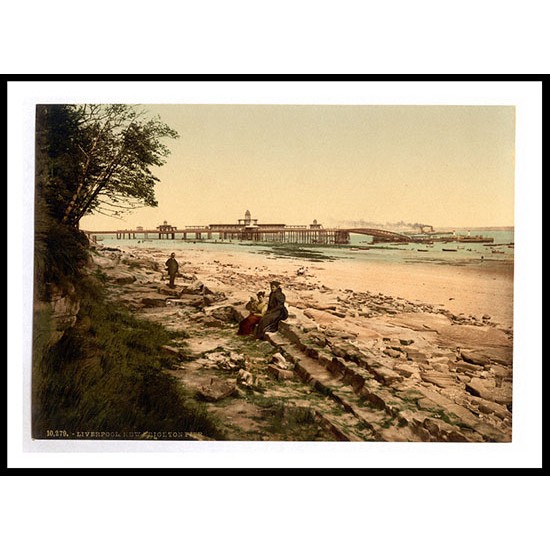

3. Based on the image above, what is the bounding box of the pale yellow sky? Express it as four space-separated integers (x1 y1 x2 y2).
81 104 515 231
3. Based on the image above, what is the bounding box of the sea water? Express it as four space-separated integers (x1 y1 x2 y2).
343 229 515 265
93 229 514 267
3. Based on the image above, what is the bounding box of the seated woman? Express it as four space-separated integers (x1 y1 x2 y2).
237 291 267 336
256 281 288 339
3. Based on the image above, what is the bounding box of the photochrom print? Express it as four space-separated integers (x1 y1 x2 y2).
32 102 515 444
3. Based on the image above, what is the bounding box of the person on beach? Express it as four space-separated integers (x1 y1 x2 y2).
165 252 179 288
237 291 268 336
255 281 288 339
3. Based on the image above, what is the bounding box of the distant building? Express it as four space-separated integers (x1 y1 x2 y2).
238 209 258 227
310 219 322 229
153 211 325 236
209 210 287 232
157 220 177 232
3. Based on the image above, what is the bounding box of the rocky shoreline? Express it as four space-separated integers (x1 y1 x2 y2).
88 243 513 442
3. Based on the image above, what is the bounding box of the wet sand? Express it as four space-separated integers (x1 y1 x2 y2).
121 243 514 330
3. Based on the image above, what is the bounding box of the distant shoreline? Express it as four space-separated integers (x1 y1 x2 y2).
434 226 514 232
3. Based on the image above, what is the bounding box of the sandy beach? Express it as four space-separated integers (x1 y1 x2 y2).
120 243 514 329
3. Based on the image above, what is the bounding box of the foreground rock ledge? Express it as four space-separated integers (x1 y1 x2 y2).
86 244 513 442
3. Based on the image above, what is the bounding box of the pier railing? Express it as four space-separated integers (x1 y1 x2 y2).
83 226 419 244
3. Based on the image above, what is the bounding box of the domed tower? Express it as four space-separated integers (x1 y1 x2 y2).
238 209 258 227
310 218 322 229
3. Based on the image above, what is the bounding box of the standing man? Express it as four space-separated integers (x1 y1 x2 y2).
165 252 179 288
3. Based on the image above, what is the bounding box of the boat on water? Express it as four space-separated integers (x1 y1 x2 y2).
456 235 494 243
485 242 514 247
442 248 458 252
405 231 454 238
417 249 429 252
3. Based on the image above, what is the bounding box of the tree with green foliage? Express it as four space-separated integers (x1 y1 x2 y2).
33 105 223 440
36 103 179 227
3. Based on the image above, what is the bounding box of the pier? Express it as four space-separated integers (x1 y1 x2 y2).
83 211 423 246
84 226 416 245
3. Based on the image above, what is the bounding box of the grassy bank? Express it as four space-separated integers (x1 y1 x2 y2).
33 244 224 441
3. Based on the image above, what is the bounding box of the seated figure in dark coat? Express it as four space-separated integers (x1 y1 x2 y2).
256 281 288 339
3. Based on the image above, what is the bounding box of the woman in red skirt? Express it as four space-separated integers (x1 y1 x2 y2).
237 291 267 336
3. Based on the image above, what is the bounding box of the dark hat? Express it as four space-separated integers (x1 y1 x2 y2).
270 280 281 287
